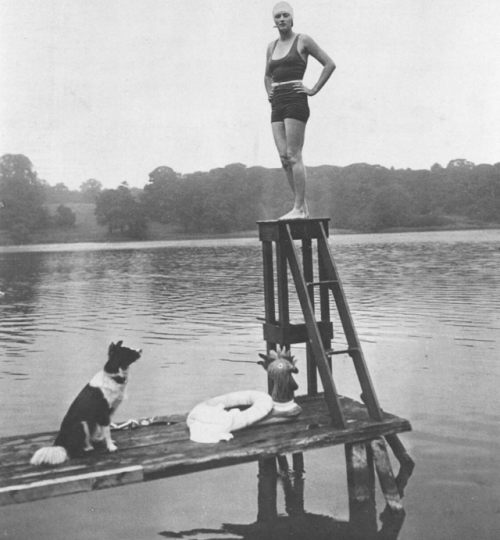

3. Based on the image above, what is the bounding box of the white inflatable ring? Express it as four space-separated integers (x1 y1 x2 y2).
187 390 273 443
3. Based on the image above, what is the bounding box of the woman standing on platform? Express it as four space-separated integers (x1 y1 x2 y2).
265 2 335 219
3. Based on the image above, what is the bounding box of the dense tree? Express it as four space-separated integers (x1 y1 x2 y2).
141 163 264 233
365 184 413 229
141 166 180 224
0 154 49 241
80 178 103 202
53 204 77 227
95 182 148 238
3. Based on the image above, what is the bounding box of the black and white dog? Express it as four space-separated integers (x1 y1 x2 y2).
31 341 141 466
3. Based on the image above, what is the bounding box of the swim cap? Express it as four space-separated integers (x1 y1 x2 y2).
272 2 294 20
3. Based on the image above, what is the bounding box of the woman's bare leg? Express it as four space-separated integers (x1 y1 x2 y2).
272 119 309 219
284 118 308 218
272 121 295 195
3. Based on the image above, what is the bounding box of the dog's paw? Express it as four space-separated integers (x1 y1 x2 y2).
107 443 118 453
83 445 94 453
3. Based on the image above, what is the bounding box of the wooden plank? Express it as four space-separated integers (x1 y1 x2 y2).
0 395 410 506
283 225 346 428
257 219 331 242
262 321 333 345
0 466 143 506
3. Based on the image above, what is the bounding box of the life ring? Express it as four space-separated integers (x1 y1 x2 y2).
187 390 273 443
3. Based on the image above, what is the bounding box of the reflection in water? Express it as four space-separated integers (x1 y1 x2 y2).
159 454 406 540
0 252 45 362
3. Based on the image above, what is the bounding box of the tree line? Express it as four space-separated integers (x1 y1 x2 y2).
1 153 499 243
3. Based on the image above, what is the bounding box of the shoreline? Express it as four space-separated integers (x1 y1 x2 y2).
1 222 499 250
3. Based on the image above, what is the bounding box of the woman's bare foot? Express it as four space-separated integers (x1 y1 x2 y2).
278 207 310 220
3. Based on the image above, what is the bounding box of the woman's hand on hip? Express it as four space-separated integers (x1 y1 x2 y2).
292 82 316 96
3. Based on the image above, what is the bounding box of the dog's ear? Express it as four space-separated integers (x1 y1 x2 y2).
116 340 123 348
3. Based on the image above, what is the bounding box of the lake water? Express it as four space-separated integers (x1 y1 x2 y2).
1 229 499 539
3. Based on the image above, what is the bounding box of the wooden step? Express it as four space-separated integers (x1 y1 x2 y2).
257 218 331 242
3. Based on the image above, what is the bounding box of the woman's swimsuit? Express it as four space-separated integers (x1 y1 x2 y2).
268 34 310 124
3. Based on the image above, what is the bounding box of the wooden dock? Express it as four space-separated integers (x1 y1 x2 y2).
0 394 410 506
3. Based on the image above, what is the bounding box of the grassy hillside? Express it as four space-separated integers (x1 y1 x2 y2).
0 204 257 246
32 204 107 244
0 204 107 246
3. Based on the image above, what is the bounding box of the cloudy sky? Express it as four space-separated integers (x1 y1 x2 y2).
1 0 499 189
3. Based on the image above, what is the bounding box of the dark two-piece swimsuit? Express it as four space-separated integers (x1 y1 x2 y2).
268 34 310 124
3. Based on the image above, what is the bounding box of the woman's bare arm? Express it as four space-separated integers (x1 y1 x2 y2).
293 35 336 96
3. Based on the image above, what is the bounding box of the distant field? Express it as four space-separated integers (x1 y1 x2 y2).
0 204 107 246
0 204 256 246
33 203 107 244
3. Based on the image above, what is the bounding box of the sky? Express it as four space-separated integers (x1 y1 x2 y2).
1 0 499 190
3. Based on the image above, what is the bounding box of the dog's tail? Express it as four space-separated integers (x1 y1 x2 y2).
30 446 68 466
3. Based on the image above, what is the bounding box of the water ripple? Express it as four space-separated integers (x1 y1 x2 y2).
0 230 499 425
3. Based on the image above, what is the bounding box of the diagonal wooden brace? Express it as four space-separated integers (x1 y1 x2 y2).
370 437 404 513
317 223 384 422
283 224 346 428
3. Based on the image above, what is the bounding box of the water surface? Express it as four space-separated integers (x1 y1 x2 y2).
1 229 499 539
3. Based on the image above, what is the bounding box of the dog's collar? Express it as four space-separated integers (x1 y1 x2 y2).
111 375 127 384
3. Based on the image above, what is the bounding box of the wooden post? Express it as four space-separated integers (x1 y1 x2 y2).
302 238 318 395
370 438 403 513
262 240 277 393
257 457 278 522
276 241 290 351
262 241 276 327
385 434 415 498
292 452 304 475
345 442 377 538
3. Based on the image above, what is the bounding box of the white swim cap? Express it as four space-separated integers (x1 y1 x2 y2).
272 2 294 20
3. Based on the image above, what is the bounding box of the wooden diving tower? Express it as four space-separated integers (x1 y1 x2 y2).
257 218 414 513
